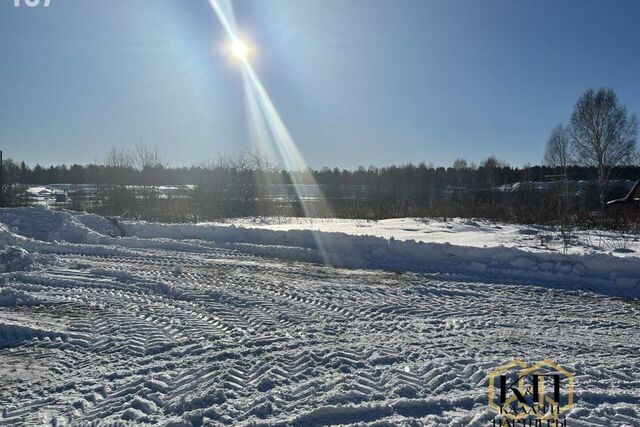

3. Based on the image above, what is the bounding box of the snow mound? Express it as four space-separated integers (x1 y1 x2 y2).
0 287 42 307
0 206 116 243
0 246 34 272
1 207 639 298
0 322 65 348
122 221 640 298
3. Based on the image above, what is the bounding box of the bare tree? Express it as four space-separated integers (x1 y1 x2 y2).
101 147 136 215
134 145 165 202
103 147 134 186
544 124 572 173
544 125 574 249
480 155 504 188
247 150 277 172
480 156 503 169
134 145 163 172
569 88 638 206
452 158 468 187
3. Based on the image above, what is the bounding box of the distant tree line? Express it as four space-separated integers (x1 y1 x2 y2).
1 88 638 230
2 151 639 223
2 154 639 189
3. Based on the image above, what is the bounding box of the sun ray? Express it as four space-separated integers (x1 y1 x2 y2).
207 0 340 264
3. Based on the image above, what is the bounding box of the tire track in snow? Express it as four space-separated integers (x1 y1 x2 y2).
0 246 638 425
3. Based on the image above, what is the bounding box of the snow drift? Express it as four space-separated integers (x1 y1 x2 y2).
0 246 34 273
1 206 639 298
121 221 640 298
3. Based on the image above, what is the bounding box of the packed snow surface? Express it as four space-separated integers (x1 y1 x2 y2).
0 207 638 426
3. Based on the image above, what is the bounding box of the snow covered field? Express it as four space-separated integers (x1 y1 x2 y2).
0 207 638 425
215 216 640 258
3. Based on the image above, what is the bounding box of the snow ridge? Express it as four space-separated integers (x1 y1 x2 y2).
1 207 638 297
121 221 640 298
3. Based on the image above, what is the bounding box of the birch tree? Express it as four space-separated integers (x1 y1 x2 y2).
569 88 638 206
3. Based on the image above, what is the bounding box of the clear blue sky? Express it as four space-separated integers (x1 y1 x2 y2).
1 0 639 169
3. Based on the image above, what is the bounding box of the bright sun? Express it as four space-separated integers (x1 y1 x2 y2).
230 39 249 61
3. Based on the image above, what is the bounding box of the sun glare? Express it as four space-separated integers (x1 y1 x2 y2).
230 39 249 61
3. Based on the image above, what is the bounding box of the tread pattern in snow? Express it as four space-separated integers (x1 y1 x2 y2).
0 246 638 426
